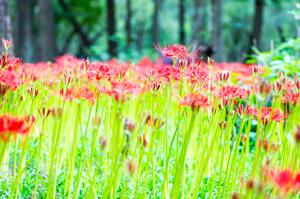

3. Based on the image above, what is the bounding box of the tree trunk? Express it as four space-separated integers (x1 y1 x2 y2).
191 0 206 45
179 0 185 44
249 0 264 51
0 0 13 55
106 0 117 57
15 0 34 61
152 0 160 44
38 0 56 61
125 0 132 48
211 0 224 61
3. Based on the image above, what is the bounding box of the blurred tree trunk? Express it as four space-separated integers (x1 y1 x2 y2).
152 0 160 44
249 0 264 51
179 0 185 44
15 0 34 61
0 0 13 55
38 0 56 61
125 0 132 48
191 0 206 45
211 0 224 61
136 20 144 52
106 0 117 57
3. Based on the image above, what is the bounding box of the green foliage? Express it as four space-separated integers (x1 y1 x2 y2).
249 38 300 81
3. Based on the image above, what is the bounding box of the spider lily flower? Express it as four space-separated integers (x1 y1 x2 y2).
265 169 300 193
124 118 135 133
60 87 95 104
38 107 51 119
252 65 259 75
0 115 35 142
217 85 250 105
2 39 12 51
216 71 230 82
101 81 142 102
185 65 209 85
145 114 164 129
156 44 189 61
259 107 284 125
295 126 300 144
181 93 209 111
281 91 299 104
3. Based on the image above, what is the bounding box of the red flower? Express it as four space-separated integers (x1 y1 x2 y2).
270 109 284 123
185 65 209 84
156 44 189 60
0 115 35 142
101 81 142 102
281 92 299 104
181 93 209 111
274 170 294 191
246 106 258 117
218 85 250 105
60 88 76 101
76 87 96 104
295 126 300 144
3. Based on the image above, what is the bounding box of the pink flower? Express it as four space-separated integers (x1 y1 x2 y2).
2 39 11 50
181 93 209 111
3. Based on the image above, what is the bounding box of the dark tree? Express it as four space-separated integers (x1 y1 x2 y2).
152 0 160 44
38 0 56 61
191 0 206 45
179 0 185 44
211 0 224 61
15 0 34 61
125 0 132 47
249 0 264 51
0 0 13 54
106 0 117 57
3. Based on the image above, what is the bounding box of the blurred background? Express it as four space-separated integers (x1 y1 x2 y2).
0 0 299 62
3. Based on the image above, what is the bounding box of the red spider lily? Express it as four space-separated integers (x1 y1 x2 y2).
100 136 107 149
101 81 142 102
219 121 227 129
28 87 39 98
84 60 130 81
60 88 76 101
214 63 254 80
124 118 135 132
263 168 300 193
218 85 250 105
275 81 283 92
76 87 96 104
181 93 209 111
216 71 229 82
295 126 300 144
259 82 272 96
38 107 51 119
273 170 296 192
270 109 284 123
258 139 279 152
51 107 63 118
147 80 161 93
295 79 300 90
281 92 299 104
252 65 259 75
0 70 23 92
145 114 164 129
185 65 209 84
246 106 258 117
59 87 95 104
2 39 12 50
0 115 35 142
126 160 137 175
156 44 189 60
139 134 148 147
